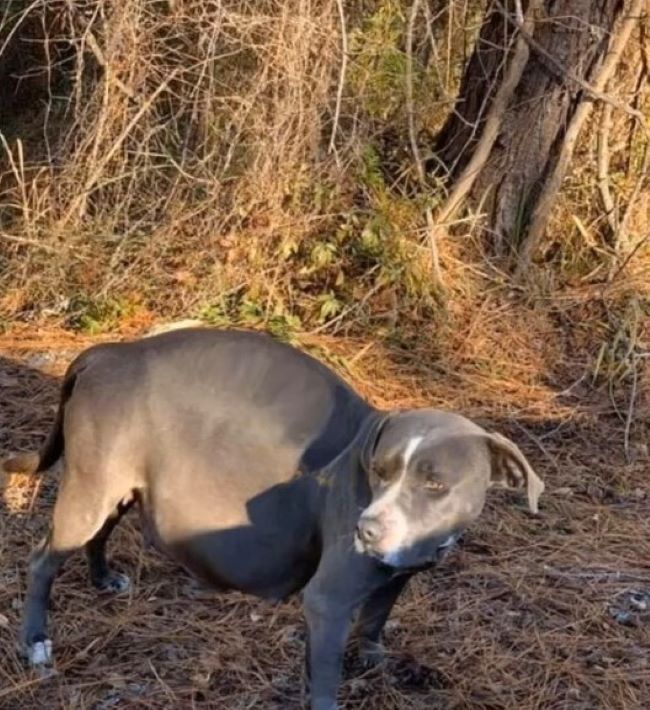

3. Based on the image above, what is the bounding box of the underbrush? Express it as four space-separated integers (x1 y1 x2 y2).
0 0 648 425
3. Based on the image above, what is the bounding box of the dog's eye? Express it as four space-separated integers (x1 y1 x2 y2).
371 455 400 482
417 460 434 475
424 477 447 494
372 463 389 481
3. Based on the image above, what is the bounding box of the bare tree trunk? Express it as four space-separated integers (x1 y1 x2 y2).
432 0 629 259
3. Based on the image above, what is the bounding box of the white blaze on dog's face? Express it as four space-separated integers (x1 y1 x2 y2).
355 410 544 569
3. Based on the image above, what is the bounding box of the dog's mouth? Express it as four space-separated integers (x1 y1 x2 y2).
354 533 458 569
353 533 394 565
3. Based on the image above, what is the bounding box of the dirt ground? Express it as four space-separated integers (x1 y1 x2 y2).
1 326 649 709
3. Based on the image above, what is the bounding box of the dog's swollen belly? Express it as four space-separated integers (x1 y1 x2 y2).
168 529 322 600
140 472 323 600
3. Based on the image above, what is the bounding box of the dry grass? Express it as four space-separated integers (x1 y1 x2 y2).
1 326 649 709
0 2 648 373
1 1 643 322
0 0 348 317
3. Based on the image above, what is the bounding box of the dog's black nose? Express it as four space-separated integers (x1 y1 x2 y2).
357 517 383 545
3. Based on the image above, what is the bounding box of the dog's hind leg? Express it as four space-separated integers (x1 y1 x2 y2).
86 496 134 594
21 465 128 667
355 574 410 667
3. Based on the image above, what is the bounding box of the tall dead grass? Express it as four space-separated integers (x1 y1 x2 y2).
0 0 352 313
0 0 648 422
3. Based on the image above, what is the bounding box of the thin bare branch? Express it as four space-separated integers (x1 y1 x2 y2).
84 29 135 99
328 0 348 162
407 0 444 288
623 355 639 464
597 101 619 238
58 69 180 227
0 0 41 61
618 139 650 247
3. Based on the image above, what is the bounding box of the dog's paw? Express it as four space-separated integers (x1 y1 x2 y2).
96 572 131 594
358 640 386 668
27 639 53 667
387 654 447 690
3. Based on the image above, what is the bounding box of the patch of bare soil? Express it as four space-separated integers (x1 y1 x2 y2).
1 327 649 709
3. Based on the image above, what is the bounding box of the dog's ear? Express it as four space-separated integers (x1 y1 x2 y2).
485 432 544 514
359 413 392 474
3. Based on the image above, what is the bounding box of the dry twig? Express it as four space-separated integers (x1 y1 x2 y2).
406 0 444 288
597 101 619 239
328 0 348 163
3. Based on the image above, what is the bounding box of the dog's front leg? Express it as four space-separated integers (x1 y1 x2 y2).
301 542 389 710
303 592 352 710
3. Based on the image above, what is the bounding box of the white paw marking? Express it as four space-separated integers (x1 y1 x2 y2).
112 573 131 593
438 535 456 548
104 573 131 594
28 639 53 666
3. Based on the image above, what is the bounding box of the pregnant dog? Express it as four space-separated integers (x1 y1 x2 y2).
6 328 544 709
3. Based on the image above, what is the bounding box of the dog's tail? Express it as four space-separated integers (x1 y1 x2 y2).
1 359 84 476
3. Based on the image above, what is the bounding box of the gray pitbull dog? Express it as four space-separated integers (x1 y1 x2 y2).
8 328 544 710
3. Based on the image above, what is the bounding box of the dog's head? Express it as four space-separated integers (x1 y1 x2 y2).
356 410 544 569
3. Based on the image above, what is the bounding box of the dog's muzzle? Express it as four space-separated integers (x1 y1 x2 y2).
354 531 459 569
